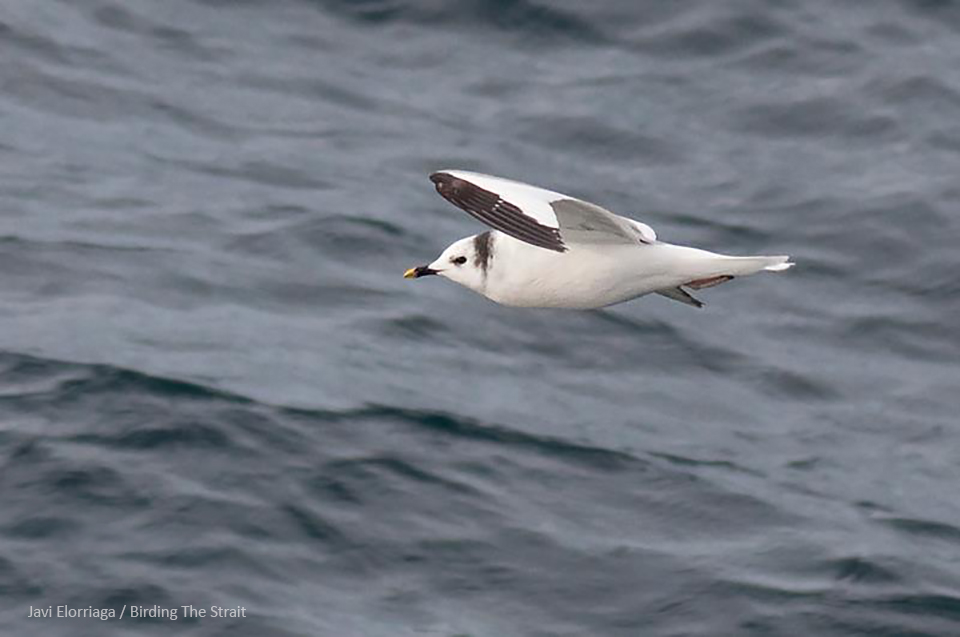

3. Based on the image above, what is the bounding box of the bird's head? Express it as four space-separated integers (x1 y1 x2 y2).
404 234 491 293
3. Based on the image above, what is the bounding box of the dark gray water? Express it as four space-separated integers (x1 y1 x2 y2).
2 1 959 635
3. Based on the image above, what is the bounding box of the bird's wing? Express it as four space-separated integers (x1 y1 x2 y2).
429 170 657 253
656 287 704 308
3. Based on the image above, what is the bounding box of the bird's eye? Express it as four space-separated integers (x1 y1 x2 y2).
452 256 467 265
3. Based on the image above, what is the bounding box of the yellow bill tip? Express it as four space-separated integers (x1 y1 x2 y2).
403 267 418 279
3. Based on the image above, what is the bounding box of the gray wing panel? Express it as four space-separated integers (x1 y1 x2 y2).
550 199 653 246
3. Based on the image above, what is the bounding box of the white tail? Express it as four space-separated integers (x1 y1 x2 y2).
718 255 794 276
657 251 794 308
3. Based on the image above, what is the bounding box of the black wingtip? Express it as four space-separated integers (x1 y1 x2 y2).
429 171 453 186
429 172 463 200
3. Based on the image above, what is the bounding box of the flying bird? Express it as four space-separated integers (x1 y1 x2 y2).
405 171 793 309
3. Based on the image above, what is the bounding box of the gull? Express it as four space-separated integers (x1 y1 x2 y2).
404 171 793 309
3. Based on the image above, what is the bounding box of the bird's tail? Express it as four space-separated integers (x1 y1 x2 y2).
655 253 793 307
719 254 794 275
683 254 793 290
